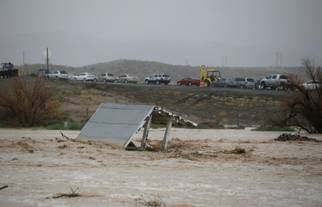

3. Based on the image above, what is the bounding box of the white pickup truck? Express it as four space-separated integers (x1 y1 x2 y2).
46 70 69 79
259 74 291 90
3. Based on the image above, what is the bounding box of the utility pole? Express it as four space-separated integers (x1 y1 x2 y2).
46 47 49 71
275 52 279 68
280 52 283 68
22 51 25 75
275 51 283 68
22 51 25 65
221 56 228 67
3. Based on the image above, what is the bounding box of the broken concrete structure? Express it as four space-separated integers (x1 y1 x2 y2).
78 103 197 150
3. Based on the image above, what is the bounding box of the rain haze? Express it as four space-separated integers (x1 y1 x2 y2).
1 0 322 67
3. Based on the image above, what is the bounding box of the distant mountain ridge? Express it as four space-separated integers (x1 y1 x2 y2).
18 59 306 82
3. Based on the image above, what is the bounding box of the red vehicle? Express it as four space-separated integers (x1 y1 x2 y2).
177 78 200 86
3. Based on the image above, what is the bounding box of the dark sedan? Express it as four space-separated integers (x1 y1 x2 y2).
177 78 200 86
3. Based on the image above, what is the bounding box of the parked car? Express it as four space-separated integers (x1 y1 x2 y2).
303 80 321 90
72 72 97 81
213 78 232 87
177 78 200 86
117 74 138 83
229 77 255 89
99 73 117 82
259 74 290 90
67 73 76 80
243 78 256 89
145 74 171 85
219 78 240 88
46 70 69 79
233 77 245 88
37 69 50 77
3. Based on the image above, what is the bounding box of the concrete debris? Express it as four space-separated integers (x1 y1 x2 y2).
274 133 320 142
78 103 197 150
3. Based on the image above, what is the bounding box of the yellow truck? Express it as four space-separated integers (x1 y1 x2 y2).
199 65 221 87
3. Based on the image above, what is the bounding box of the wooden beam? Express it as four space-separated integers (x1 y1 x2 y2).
162 118 172 152
141 115 152 149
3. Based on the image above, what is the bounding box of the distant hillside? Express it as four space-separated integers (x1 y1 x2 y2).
17 59 307 82
78 59 200 82
16 64 74 75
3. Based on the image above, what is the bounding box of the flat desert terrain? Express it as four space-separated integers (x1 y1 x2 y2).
0 129 322 207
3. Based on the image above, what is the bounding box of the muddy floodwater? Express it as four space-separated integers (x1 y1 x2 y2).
0 129 322 207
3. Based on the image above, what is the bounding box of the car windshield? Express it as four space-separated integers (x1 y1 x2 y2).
280 75 288 79
247 78 254 82
61 71 67 74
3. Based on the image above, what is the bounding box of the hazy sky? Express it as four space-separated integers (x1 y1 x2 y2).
1 0 322 66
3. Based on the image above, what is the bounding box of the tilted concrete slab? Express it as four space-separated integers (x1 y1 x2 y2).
78 103 154 148
78 103 198 149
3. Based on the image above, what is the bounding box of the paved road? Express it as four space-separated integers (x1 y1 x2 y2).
68 80 294 97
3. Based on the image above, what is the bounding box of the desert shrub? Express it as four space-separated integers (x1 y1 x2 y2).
282 58 322 133
0 77 63 127
84 82 108 91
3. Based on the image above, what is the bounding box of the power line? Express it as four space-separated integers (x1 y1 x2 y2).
275 51 283 68
22 50 25 65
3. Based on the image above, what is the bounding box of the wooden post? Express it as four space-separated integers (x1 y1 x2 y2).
162 118 172 152
141 115 152 149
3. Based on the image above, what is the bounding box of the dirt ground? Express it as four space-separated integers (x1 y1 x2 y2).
56 80 290 127
0 128 322 207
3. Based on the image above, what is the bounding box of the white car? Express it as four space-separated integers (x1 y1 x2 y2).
117 74 138 83
144 74 171 85
99 73 117 82
46 70 69 79
303 80 321 90
72 72 97 81
232 77 256 89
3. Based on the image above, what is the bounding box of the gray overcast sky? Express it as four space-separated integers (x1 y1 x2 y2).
1 0 322 66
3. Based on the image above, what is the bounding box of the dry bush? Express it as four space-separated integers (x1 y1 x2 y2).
46 187 82 199
0 77 62 126
274 133 320 142
283 58 322 133
135 195 166 207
